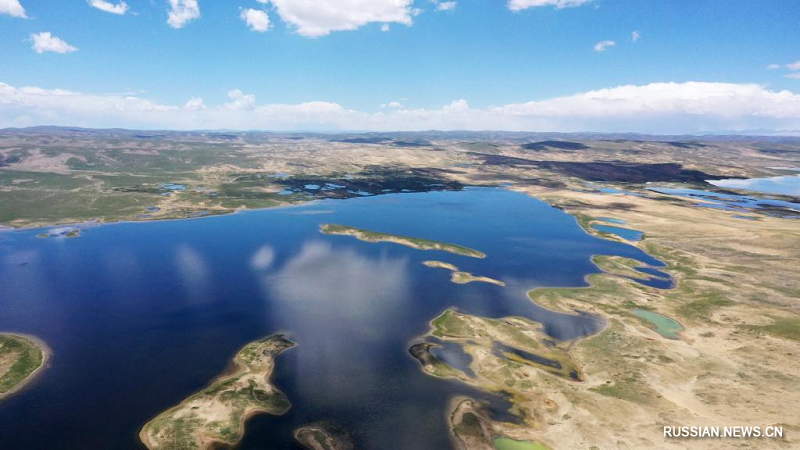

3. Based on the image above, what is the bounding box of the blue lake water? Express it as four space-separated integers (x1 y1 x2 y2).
648 187 800 216
596 217 626 225
0 188 665 449
709 175 800 197
590 224 644 241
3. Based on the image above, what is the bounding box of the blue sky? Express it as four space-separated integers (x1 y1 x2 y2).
1 0 800 133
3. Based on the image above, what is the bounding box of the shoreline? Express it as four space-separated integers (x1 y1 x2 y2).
0 185 510 233
0 332 52 401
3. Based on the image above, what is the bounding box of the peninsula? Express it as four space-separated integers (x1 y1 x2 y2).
0 333 49 401
139 335 294 450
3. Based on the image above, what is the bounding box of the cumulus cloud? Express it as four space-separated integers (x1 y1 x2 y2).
433 0 457 11
787 61 800 71
88 0 128 14
167 0 199 28
224 89 256 110
2 81 800 133
508 0 592 11
593 40 615 52
241 8 270 32
0 0 26 17
631 30 640 42
381 101 404 108
30 32 78 54
265 0 415 37
184 97 206 110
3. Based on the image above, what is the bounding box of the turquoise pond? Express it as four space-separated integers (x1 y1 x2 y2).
633 308 683 339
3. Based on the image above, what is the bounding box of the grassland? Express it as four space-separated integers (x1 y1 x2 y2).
460 182 800 449
320 224 486 258
591 255 660 281
139 335 294 450
0 333 48 400
423 309 582 383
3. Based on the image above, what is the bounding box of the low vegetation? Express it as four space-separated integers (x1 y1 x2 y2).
0 334 47 399
423 260 505 286
320 224 486 258
139 335 294 450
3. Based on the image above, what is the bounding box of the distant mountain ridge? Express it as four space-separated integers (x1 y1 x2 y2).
2 126 800 143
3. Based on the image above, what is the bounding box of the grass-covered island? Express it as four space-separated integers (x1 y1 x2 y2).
320 224 486 258
0 333 49 400
422 260 505 286
139 335 294 450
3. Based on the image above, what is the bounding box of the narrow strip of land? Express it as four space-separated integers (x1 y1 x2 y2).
423 260 505 286
320 224 486 258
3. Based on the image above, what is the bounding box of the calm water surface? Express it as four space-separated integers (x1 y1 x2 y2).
0 188 663 449
709 175 800 196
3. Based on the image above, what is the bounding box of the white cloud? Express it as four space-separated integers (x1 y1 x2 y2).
30 32 78 54
766 64 782 70
265 0 415 37
241 8 270 32
224 89 256 110
435 1 457 11
381 23 390 31
3 81 800 133
444 99 469 111
593 40 615 52
0 0 26 18
88 0 128 15
631 30 640 42
787 60 800 71
508 0 592 11
786 73 800 80
167 0 199 29
381 101 403 108
183 97 206 110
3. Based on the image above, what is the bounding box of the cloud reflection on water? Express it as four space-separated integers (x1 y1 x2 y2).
250 245 276 270
174 244 211 302
258 240 412 406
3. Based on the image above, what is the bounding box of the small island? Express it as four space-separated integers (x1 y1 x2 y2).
139 335 294 450
423 260 505 286
37 227 81 239
0 333 49 401
294 422 354 450
320 224 486 258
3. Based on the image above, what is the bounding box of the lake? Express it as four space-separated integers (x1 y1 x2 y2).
0 187 665 449
708 175 800 197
